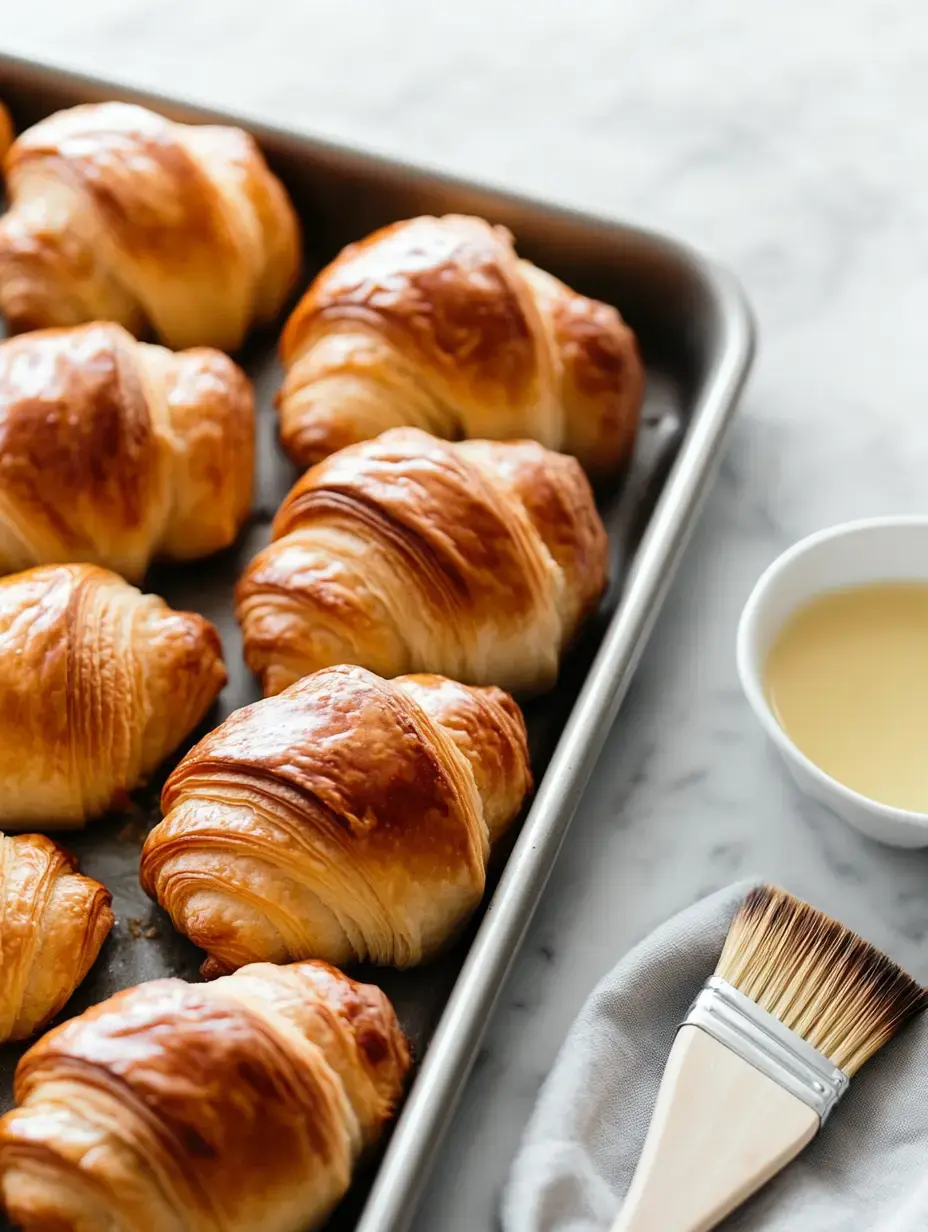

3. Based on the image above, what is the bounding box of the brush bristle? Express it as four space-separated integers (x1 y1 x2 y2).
715 885 928 1075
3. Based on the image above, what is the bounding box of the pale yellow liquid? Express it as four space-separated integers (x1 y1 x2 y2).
764 582 928 812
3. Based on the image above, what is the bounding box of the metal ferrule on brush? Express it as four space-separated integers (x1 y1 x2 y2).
684 976 850 1124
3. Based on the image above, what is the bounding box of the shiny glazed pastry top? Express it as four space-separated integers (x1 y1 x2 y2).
0 322 254 581
0 563 227 829
141 664 532 972
236 426 608 697
0 833 113 1043
277 213 644 472
0 960 410 1232
0 102 302 350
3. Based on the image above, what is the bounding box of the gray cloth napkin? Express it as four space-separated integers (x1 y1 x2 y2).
501 880 928 1232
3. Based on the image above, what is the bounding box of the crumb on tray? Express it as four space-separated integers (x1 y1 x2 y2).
127 917 160 940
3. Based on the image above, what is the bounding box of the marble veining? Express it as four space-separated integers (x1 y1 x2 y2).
8 2 928 1227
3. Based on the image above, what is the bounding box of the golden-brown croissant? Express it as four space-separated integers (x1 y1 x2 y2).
0 321 254 581
236 426 608 696
0 102 302 350
0 960 410 1232
140 664 531 973
0 563 227 829
0 833 113 1043
277 213 644 472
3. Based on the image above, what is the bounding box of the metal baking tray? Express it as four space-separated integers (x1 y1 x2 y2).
0 52 754 1232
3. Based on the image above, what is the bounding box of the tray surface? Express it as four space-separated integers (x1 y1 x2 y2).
0 54 754 1232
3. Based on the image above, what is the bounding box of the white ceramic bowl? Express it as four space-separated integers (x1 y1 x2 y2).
737 516 928 847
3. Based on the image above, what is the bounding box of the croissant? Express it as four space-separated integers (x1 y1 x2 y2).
277 213 644 472
236 426 608 696
0 101 302 350
0 833 113 1043
0 563 227 829
0 960 410 1232
141 664 531 973
0 321 254 581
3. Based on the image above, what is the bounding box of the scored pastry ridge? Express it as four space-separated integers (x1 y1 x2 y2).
140 664 532 973
278 213 644 472
0 101 302 350
0 961 411 1232
0 321 255 581
236 426 608 697
0 833 113 1044
0 562 227 829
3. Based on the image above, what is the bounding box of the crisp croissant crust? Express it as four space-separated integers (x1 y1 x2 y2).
278 213 644 471
0 321 254 581
0 101 302 350
0 563 227 828
141 664 531 972
0 833 113 1043
236 426 608 696
0 960 410 1232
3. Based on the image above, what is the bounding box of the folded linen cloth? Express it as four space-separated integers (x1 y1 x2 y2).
501 880 928 1232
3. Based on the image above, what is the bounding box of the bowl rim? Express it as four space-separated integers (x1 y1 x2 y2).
736 515 928 833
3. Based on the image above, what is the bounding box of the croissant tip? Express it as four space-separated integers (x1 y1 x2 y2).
200 956 231 980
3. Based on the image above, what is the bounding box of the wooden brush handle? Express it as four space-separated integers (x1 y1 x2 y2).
610 1025 819 1232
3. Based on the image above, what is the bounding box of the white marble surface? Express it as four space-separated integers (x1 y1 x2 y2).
8 2 928 1227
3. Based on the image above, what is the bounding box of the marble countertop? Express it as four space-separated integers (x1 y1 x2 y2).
8 2 928 1227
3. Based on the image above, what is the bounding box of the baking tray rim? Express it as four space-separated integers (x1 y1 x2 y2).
0 50 757 1232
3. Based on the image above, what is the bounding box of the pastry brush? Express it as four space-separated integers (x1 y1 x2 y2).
612 885 927 1232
